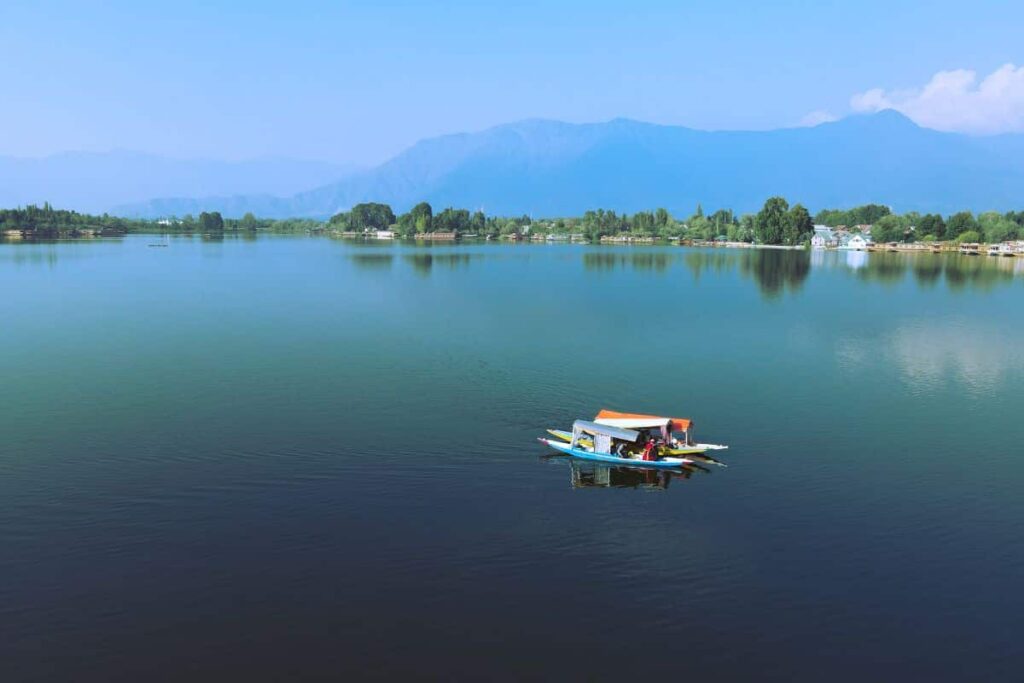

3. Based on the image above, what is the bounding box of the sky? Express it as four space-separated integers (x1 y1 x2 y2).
3 0 1024 165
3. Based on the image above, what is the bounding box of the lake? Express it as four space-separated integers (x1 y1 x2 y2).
2 236 1023 681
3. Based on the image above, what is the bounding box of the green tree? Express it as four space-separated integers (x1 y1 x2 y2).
872 214 905 243
786 204 812 245
410 202 433 232
349 202 396 231
946 211 978 240
433 207 471 233
983 218 1017 243
852 204 891 225
917 213 946 240
814 204 891 227
470 210 486 232
198 211 224 232
687 215 713 240
755 196 790 245
738 214 756 242
978 211 1017 243
239 212 258 231
655 207 670 227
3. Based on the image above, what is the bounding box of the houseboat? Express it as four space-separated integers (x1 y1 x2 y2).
987 243 1016 257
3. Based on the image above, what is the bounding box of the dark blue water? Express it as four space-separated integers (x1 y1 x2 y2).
2 236 1023 680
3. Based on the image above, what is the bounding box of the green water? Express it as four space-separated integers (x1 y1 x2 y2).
2 236 1023 680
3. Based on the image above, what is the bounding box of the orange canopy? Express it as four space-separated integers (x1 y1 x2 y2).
595 409 692 432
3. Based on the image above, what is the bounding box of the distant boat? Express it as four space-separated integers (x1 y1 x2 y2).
960 243 981 255
987 243 1015 257
540 422 695 470
539 410 729 471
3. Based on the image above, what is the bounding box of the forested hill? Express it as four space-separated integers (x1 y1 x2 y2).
115 111 1024 219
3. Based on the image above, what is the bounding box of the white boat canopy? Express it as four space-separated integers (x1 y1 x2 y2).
571 420 640 442
571 420 641 455
594 417 672 430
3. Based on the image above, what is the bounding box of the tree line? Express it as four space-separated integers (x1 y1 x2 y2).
329 198 814 245
0 203 147 237
5 199 1024 246
0 205 321 236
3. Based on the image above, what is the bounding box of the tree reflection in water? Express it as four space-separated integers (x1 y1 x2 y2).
738 249 811 298
912 257 943 287
582 251 673 272
850 252 1020 292
349 253 394 269
577 246 1021 296
404 252 476 276
855 252 907 286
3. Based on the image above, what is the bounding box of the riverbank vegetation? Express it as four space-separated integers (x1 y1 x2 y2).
0 205 321 237
4 198 1024 246
325 198 1022 246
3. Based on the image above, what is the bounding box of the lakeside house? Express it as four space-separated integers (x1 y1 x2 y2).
811 225 837 249
416 231 458 241
845 234 868 251
374 230 394 240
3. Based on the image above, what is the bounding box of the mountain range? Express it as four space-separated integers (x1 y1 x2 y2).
11 111 1024 218
0 151 356 215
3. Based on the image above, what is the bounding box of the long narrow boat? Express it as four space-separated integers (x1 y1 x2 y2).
540 438 694 469
545 428 722 456
544 430 729 466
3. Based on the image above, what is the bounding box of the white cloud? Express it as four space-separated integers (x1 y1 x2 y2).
837 321 1024 396
799 110 838 127
850 63 1024 134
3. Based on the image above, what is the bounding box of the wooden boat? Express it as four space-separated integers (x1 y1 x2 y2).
540 437 694 470
988 244 1016 257
545 428 725 460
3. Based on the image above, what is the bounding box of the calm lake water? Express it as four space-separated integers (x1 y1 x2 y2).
2 236 1023 681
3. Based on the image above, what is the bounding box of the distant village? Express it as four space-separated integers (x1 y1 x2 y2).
327 222 1024 257
5 200 1024 258
806 225 1024 256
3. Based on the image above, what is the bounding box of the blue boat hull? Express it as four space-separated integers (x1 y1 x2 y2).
542 439 691 469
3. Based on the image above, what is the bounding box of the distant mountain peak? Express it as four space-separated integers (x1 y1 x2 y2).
829 108 920 130
56 111 1024 218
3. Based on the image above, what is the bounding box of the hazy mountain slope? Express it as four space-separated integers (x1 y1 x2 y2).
116 112 1024 218
0 151 355 214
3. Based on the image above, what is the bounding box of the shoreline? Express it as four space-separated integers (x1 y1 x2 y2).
4 232 1023 257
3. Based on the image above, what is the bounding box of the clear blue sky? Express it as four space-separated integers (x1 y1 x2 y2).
2 0 1022 164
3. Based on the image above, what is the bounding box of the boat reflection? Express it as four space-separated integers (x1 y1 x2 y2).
568 460 706 490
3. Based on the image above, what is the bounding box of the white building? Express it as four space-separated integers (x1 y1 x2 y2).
811 225 836 249
846 234 868 251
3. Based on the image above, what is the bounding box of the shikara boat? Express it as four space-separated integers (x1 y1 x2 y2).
545 428 727 465
540 420 697 469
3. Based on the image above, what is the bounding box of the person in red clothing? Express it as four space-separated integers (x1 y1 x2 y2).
642 438 657 461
